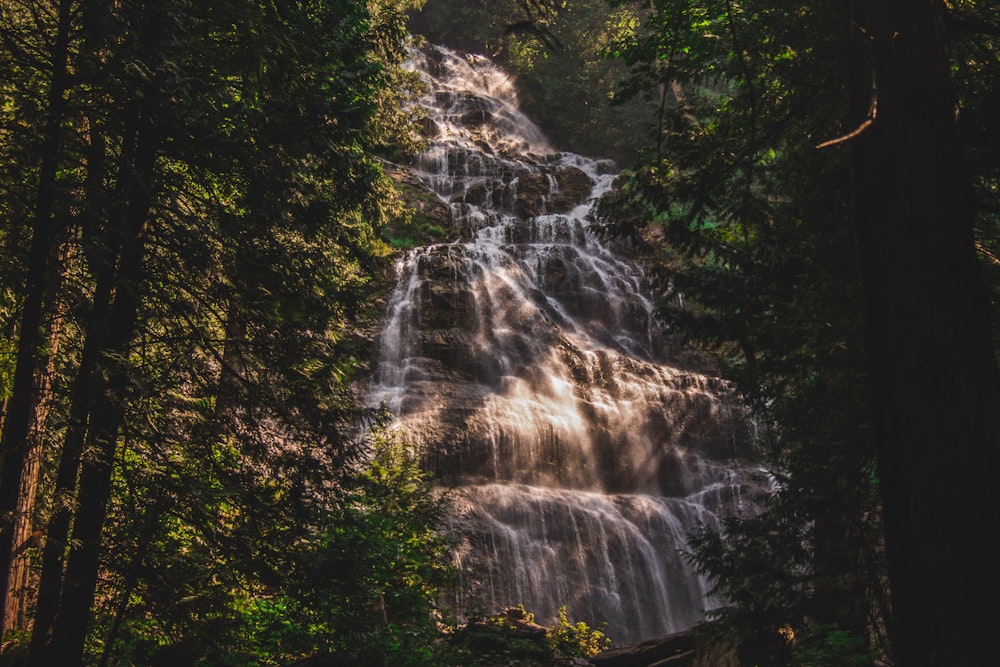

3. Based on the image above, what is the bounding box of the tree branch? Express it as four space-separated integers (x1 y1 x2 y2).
818 67 878 149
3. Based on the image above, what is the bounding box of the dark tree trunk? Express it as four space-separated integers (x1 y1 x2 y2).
848 1 1000 663
811 470 870 639
30 101 158 666
0 0 74 631
27 271 113 656
29 1 163 657
29 107 120 661
2 240 69 636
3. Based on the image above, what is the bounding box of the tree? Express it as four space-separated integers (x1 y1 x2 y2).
1 0 455 664
0 0 75 633
601 0 1000 663
846 1 1000 663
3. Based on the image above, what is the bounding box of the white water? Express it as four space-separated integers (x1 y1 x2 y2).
369 45 768 644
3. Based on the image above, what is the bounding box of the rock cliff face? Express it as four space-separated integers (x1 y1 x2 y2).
370 45 770 645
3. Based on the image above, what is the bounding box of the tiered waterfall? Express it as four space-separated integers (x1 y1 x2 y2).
370 45 769 645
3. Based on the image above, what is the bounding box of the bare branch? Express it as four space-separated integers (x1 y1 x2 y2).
816 117 875 149
818 66 878 149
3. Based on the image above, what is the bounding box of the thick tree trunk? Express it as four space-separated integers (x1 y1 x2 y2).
0 0 74 632
48 215 151 665
29 2 162 656
3 434 43 637
811 471 870 639
849 1 1000 663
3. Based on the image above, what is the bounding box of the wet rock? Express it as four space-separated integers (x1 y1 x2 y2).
554 657 593 667
501 606 550 639
542 255 568 288
417 115 439 138
462 181 504 208
514 167 594 217
515 171 550 217
456 94 493 127
551 166 594 211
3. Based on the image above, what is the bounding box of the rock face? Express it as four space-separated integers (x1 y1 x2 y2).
369 45 770 646
397 177 451 228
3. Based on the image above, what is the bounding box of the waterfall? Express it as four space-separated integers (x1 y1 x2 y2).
370 45 769 645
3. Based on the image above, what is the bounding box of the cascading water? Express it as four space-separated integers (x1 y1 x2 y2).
370 45 769 645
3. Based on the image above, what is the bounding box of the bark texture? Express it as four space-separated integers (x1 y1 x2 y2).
849 1 1000 663
0 0 74 631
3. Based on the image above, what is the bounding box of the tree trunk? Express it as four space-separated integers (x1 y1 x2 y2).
29 108 120 662
811 469 870 639
27 271 114 656
849 1 1000 663
29 1 162 656
30 97 158 665
2 241 69 636
0 0 74 632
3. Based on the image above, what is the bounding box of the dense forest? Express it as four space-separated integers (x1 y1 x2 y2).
1 0 998 666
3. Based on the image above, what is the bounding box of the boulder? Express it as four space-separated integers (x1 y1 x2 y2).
416 115 439 138
515 167 594 217
550 166 593 212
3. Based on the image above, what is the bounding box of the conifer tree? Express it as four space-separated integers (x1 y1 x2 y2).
1 1 450 664
601 0 1000 663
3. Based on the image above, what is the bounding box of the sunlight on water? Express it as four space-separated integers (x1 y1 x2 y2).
370 44 771 644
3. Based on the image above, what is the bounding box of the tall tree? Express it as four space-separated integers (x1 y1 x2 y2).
2 0 450 664
0 0 75 632
601 0 1000 662
29 1 167 660
847 1 1000 663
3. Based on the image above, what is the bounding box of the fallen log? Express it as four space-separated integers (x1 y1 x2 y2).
590 631 696 667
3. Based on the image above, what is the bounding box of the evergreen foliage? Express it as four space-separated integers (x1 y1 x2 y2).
2 0 997 664
599 0 1000 664
408 0 652 163
597 2 886 660
0 1 452 665
448 605 610 665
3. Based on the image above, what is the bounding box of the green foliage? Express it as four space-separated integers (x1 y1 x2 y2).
410 0 651 163
0 337 14 401
445 604 612 665
444 605 598 666
381 180 450 250
790 624 879 667
949 1 1000 358
598 0 891 663
0 0 474 664
97 429 454 667
547 606 610 658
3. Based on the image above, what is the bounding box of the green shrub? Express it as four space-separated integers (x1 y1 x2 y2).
791 624 879 667
547 606 611 658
